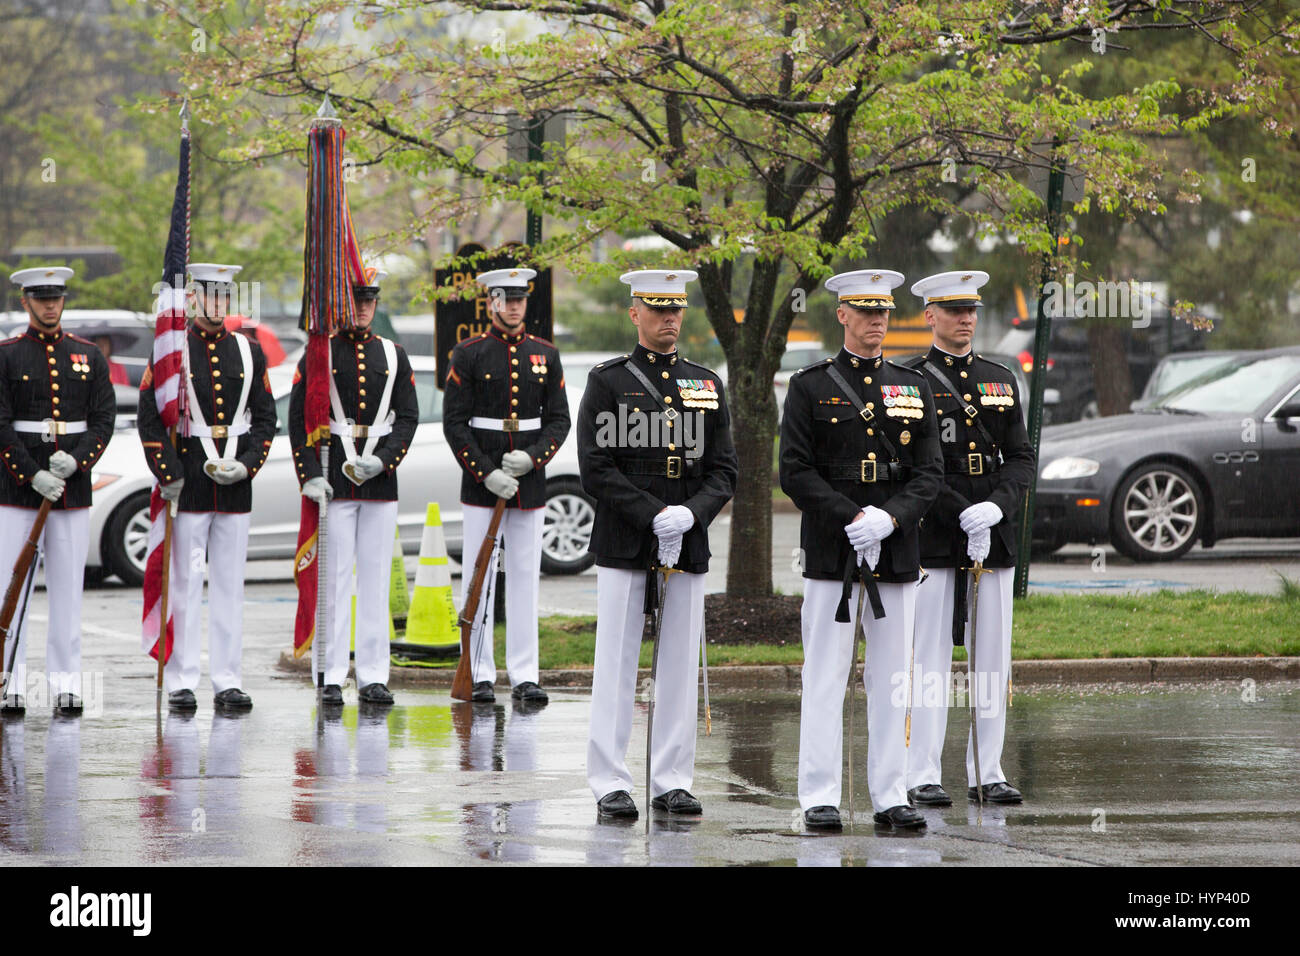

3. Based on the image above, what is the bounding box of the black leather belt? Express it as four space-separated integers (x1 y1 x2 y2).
826 459 910 483
625 456 696 478
944 453 998 476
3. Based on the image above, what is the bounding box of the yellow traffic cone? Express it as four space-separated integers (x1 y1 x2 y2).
390 526 410 633
392 503 460 664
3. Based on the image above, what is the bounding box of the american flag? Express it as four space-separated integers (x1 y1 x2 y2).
141 128 191 663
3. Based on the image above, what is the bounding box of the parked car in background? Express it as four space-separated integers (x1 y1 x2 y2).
1130 350 1254 411
996 312 1205 424
1033 347 1300 560
87 352 619 586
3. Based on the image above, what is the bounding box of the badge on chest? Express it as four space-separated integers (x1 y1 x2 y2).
882 384 923 419
977 382 1014 406
677 378 718 410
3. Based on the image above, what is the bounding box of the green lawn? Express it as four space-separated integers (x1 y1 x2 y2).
489 589 1300 669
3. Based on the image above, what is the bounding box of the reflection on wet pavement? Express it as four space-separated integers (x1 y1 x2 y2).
0 680 1295 865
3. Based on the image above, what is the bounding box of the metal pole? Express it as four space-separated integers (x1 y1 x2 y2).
1014 138 1066 599
526 114 544 249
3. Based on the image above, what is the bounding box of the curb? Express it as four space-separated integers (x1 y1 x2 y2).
277 652 1300 690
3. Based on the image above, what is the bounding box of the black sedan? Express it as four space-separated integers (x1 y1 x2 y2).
1033 346 1300 560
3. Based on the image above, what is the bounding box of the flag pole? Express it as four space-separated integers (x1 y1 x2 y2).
312 93 341 702
155 96 192 714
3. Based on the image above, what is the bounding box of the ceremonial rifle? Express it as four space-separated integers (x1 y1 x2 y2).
0 500 50 698
451 498 506 701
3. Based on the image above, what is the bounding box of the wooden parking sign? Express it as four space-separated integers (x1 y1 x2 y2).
434 242 553 389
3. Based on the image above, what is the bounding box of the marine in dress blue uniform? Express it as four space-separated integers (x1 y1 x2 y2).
0 267 115 715
904 270 1036 807
289 267 419 708
779 269 942 831
137 263 277 712
442 268 570 703
579 269 737 819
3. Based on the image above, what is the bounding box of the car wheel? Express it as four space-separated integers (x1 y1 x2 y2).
1079 398 1100 419
1110 462 1202 561
540 477 596 575
104 490 153 586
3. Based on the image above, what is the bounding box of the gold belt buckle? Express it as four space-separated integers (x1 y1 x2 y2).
502 418 519 432
211 425 228 439
860 459 877 483
42 418 66 439
968 453 983 475
352 424 369 439
666 456 682 478
858 407 874 424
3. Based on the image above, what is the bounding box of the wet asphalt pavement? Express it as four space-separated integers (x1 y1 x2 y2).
1 670 1296 866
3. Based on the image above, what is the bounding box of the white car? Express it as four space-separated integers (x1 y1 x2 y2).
88 352 615 585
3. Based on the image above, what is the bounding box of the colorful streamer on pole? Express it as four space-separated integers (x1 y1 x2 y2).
292 104 364 661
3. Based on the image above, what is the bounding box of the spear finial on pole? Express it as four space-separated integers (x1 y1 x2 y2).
314 91 341 127
179 95 190 136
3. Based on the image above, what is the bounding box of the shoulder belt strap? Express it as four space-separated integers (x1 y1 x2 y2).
823 363 900 461
623 360 679 421
923 360 997 450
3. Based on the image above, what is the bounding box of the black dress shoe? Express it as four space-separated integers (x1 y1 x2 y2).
54 693 83 716
596 790 638 818
214 688 253 711
873 805 927 830
803 805 843 830
1 694 26 715
168 689 197 712
510 681 548 703
969 782 1023 804
320 684 344 706
908 784 953 807
471 681 496 702
358 683 394 705
650 789 703 815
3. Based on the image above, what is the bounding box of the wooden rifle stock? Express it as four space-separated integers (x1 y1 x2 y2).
0 499 52 690
450 498 506 701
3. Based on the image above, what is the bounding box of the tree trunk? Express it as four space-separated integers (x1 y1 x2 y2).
1086 322 1132 416
723 342 779 598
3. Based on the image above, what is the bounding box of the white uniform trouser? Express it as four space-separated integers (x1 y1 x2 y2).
167 511 250 695
798 577 915 814
587 566 704 801
460 503 543 687
907 566 1014 789
324 499 398 689
0 506 89 701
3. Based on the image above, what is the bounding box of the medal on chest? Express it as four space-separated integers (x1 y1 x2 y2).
977 382 1013 406
882 384 923 419
529 353 548 376
677 378 718 409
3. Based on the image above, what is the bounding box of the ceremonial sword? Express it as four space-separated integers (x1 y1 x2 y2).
644 564 680 834
968 559 991 824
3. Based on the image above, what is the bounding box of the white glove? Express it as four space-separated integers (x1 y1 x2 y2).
210 459 248 485
159 479 184 501
344 454 385 485
652 505 694 538
302 476 333 504
657 532 682 568
501 450 534 478
845 506 893 549
31 469 65 502
484 468 519 499
856 539 881 571
959 501 1004 534
966 526 991 564
48 450 77 479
